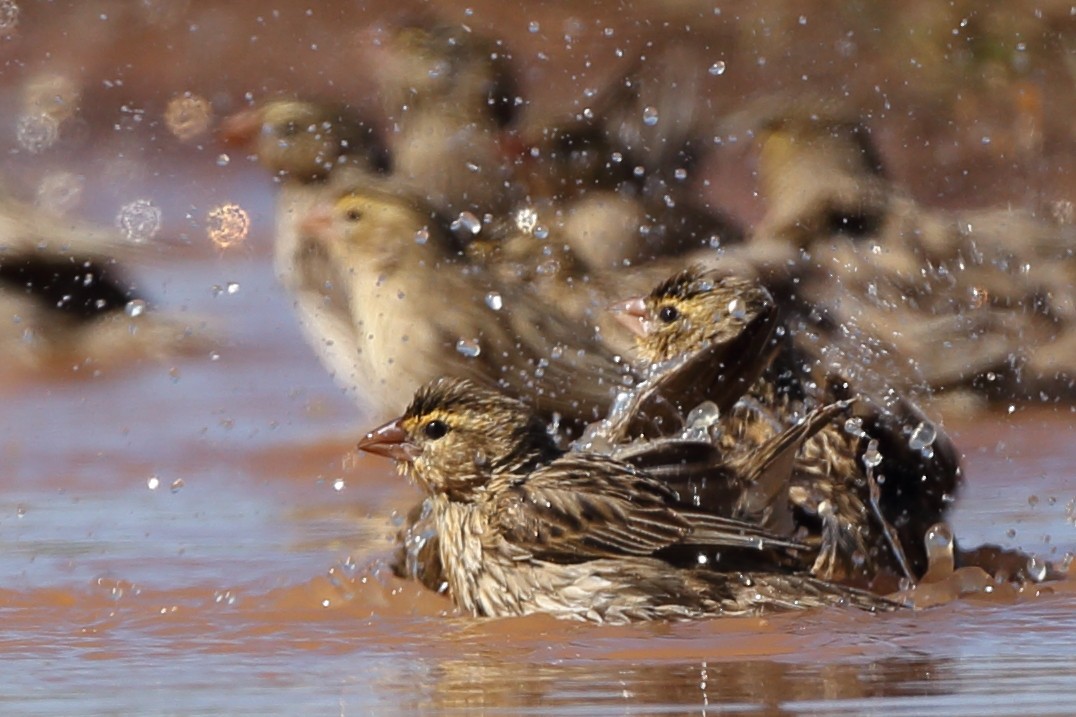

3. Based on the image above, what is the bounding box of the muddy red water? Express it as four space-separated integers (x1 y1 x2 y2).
2 2 1075 715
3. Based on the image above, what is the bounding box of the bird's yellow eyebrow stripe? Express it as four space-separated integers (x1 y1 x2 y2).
402 408 455 433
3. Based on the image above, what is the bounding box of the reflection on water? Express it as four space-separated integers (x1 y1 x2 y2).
0 240 1073 714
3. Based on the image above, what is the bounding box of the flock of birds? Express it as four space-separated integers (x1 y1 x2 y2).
3 20 1073 623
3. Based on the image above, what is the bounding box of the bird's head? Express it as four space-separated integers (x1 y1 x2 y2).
612 267 774 364
357 378 557 498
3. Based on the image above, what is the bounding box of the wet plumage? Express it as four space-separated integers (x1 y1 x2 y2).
359 377 900 622
752 110 1076 406
372 22 520 217
295 185 633 425
620 267 964 586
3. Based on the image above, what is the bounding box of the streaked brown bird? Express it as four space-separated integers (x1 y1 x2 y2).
371 21 520 217
295 184 633 427
359 377 901 622
752 110 1076 406
614 266 965 588
219 98 390 397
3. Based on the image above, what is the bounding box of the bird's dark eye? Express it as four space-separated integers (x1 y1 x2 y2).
345 208 363 222
658 305 680 323
423 420 449 439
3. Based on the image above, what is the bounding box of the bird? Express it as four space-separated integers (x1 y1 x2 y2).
219 98 390 398
370 21 520 217
0 187 212 376
515 40 744 271
751 109 1076 406
293 183 634 427
613 266 965 588
358 377 901 623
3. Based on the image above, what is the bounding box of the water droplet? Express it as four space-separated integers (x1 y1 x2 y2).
514 206 538 234
206 203 250 249
125 299 147 318
674 167 688 181
642 106 659 126
861 439 883 468
528 20 540 33
686 401 721 429
170 478 185 493
456 338 481 357
843 416 866 437
147 475 160 490
727 297 747 320
332 478 346 492
485 292 503 311
116 199 162 242
708 60 726 76
216 153 230 167
908 420 937 452
16 113 59 153
414 227 429 245
1026 555 1047 582
451 211 482 235
164 93 212 142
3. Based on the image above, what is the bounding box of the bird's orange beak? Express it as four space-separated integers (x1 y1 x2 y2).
609 297 652 338
357 418 422 463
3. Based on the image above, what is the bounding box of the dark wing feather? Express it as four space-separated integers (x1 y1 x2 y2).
490 453 802 562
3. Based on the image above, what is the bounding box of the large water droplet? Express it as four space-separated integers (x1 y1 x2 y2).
727 297 747 320
908 420 937 452
843 416 866 437
116 199 162 242
207 203 250 249
16 113 59 153
1026 555 1047 582
861 439 883 468
708 60 726 76
642 106 659 126
686 401 721 430
456 338 481 357
451 211 482 235
515 206 538 234
125 299 147 318
164 93 213 142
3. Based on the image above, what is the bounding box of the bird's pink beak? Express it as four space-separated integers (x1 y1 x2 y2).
357 418 422 463
609 297 652 338
299 203 334 236
218 108 262 147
